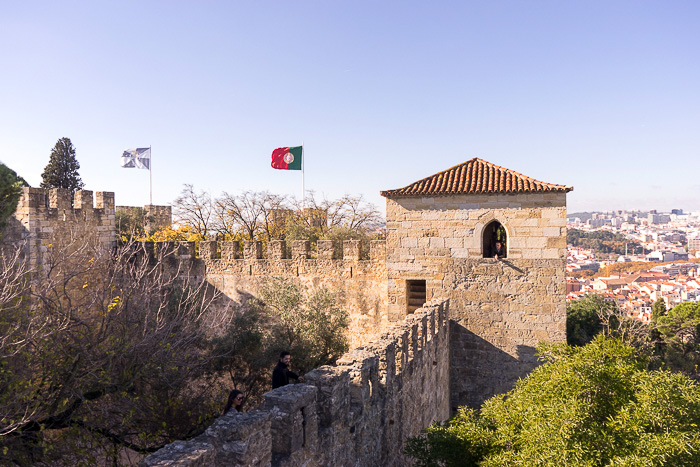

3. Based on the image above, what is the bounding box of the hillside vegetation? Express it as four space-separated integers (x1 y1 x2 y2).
567 229 647 257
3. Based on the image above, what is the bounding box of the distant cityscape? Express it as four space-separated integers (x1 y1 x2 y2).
567 209 700 322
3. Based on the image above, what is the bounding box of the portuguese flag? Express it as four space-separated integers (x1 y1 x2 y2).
271 146 302 170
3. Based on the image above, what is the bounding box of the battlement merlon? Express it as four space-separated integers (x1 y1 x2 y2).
196 239 388 262
18 187 116 213
20 187 46 209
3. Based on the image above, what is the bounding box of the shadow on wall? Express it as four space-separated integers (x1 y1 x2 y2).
141 299 451 467
450 323 537 410
1 212 28 245
498 259 525 275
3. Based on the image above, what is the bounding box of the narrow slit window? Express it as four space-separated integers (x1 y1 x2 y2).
406 280 426 314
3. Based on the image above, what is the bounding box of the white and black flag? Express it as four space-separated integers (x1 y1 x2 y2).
121 148 151 169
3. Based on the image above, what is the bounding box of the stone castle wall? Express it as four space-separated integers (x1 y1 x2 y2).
2 187 116 268
198 238 388 348
115 204 173 233
121 238 389 347
3 183 570 463
385 192 567 408
142 298 450 467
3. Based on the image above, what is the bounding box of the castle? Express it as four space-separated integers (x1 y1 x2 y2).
4 158 572 466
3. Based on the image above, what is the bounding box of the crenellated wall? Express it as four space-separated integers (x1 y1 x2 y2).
3 180 570 464
141 298 450 467
3 187 116 268
199 239 389 347
99 237 388 347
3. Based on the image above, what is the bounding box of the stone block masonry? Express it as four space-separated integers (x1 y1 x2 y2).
385 192 568 409
3 187 116 269
4 162 571 465
115 204 172 233
200 239 389 348
141 298 450 467
111 237 389 349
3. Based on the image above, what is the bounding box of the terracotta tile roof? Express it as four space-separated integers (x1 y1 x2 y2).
380 158 573 198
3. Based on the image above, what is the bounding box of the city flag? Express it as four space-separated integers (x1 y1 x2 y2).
271 146 302 170
121 148 151 170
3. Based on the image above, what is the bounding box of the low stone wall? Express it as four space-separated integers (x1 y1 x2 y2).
141 298 450 467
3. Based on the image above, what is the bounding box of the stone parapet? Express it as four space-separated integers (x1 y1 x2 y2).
199 240 217 260
202 238 389 350
317 240 334 260
195 239 387 263
268 240 286 260
15 187 115 215
221 241 241 260
178 241 195 258
343 240 361 261
120 239 388 349
5 187 116 269
142 410 273 467
245 241 263 259
141 299 450 467
291 240 310 259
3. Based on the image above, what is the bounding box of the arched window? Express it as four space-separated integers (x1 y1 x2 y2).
482 221 507 258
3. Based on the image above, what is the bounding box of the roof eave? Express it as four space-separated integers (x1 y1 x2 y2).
380 186 574 198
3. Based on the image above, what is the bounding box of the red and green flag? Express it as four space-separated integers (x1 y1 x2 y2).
271 146 302 170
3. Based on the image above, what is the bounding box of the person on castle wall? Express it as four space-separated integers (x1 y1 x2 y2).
272 350 304 389
223 389 246 414
491 241 506 260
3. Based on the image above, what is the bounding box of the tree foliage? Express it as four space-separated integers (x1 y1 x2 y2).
0 229 231 464
652 298 667 323
214 190 288 241
259 277 350 373
0 163 28 234
2 195 358 464
173 184 214 238
568 293 700 378
170 185 384 247
567 229 647 257
406 336 700 466
115 207 155 240
566 294 609 346
207 277 349 406
40 137 84 192
657 302 700 376
289 192 383 235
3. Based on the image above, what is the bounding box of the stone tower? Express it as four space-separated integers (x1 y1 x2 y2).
381 158 572 409
4 187 116 269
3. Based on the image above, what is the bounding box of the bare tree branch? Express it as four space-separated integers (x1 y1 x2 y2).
173 184 214 237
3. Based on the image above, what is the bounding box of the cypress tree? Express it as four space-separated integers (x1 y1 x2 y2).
40 137 84 192
652 297 667 322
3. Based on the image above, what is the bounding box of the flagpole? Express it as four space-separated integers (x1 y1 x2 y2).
301 142 305 211
149 145 152 206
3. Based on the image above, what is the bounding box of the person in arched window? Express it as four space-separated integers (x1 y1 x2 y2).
491 241 505 260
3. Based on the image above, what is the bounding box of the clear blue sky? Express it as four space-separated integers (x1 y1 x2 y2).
1 1 698 215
